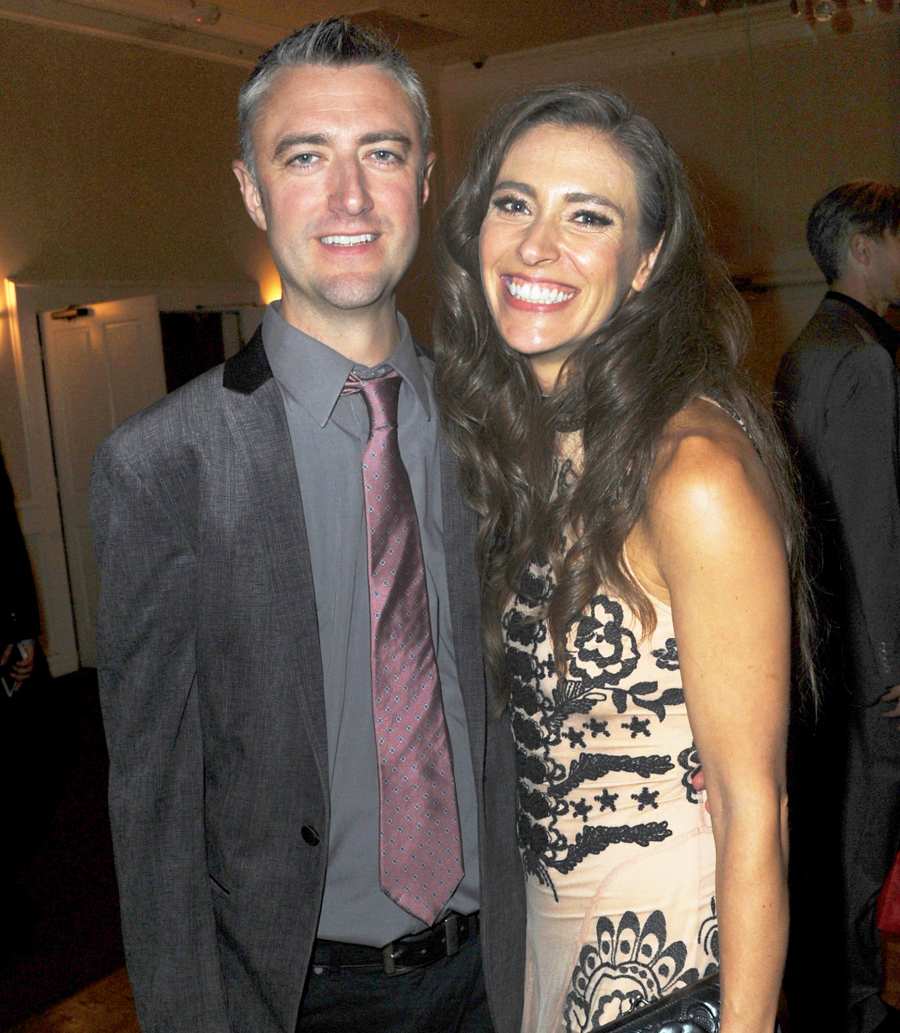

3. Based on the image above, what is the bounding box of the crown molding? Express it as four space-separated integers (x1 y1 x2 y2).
0 0 370 66
441 0 900 87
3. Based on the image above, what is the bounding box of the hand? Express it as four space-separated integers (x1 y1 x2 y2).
690 767 714 815
880 684 900 720
9 642 35 685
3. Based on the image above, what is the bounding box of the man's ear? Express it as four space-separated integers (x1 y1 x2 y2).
631 235 664 293
232 161 268 232
848 231 871 270
420 152 436 208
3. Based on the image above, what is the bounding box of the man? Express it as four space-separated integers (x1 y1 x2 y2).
1 447 38 694
91 20 524 1033
775 181 900 1033
1 444 44 958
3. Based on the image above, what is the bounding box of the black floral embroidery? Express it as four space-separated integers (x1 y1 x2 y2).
610 680 685 722
505 560 688 897
698 896 719 973
564 911 702 1033
678 744 702 805
504 548 717 1033
566 727 587 749
652 638 680 671
550 752 674 798
553 821 673 876
573 799 592 823
555 456 577 497
632 787 660 811
585 718 610 738
566 595 640 689
594 789 618 812
622 716 652 739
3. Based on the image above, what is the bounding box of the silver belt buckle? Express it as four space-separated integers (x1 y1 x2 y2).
444 913 460 956
382 942 402 975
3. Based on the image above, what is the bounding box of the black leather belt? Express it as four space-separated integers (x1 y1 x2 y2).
312 911 479 976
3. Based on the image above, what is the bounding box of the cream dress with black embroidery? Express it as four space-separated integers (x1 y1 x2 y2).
505 463 719 1033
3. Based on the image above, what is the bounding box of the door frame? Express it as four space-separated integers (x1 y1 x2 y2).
5 278 262 675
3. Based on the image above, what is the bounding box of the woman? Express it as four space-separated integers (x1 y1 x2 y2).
433 86 812 1033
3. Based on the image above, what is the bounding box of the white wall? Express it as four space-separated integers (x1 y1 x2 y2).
0 19 272 668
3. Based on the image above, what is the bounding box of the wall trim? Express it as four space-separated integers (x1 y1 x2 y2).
0 0 372 66
440 1 900 84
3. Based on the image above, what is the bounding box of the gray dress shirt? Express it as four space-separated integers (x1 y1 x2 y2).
262 303 480 946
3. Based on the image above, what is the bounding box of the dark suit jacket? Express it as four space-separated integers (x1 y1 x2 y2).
91 330 525 1033
1 446 39 645
774 294 900 697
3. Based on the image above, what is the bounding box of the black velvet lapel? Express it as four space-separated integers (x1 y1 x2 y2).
223 327 273 394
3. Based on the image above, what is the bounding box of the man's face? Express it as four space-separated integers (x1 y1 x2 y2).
233 63 433 339
866 229 900 315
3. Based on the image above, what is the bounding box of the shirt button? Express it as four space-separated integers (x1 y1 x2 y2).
301 825 320 846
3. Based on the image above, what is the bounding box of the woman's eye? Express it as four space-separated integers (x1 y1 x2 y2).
573 210 613 227
492 195 530 215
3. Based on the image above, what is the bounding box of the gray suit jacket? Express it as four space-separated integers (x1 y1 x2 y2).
91 330 525 1033
774 294 900 695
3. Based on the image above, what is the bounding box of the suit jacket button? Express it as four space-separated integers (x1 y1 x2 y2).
301 825 320 846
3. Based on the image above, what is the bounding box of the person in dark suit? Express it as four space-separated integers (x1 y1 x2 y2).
0 444 63 962
1 446 38 691
90 19 524 1033
774 180 900 1033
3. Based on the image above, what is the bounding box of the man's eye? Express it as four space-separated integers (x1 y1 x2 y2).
371 149 401 163
289 153 318 166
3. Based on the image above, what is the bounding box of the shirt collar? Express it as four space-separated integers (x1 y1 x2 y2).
261 302 432 427
825 291 900 360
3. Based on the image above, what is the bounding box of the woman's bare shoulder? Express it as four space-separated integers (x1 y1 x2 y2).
646 398 782 552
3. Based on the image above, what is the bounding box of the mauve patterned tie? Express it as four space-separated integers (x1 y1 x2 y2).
349 371 464 926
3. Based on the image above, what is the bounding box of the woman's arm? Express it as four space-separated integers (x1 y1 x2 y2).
648 415 790 1033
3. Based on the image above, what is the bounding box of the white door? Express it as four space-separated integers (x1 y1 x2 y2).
39 295 166 667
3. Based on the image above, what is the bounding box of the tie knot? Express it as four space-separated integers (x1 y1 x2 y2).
352 372 401 434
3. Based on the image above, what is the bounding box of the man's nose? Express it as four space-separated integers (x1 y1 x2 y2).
328 160 373 217
517 218 560 266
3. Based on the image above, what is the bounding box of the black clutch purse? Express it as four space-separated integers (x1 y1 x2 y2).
601 972 720 1033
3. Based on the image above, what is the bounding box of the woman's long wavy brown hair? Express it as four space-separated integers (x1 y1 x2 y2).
432 84 815 713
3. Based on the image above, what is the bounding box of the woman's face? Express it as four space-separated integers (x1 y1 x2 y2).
479 122 660 391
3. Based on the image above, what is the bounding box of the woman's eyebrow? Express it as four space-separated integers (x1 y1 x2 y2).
565 192 625 219
492 179 536 198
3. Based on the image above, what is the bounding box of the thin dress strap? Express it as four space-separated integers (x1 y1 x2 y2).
699 394 759 454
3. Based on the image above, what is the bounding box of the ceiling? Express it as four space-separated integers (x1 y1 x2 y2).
0 0 782 68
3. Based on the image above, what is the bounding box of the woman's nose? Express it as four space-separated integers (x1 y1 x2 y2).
517 218 559 265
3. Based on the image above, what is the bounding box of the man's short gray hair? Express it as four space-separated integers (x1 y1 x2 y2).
807 180 900 284
237 17 432 180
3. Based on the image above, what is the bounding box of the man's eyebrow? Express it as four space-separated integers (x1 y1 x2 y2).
272 133 327 160
358 131 413 149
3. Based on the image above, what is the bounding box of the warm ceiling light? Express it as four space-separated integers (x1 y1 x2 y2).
189 0 220 26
